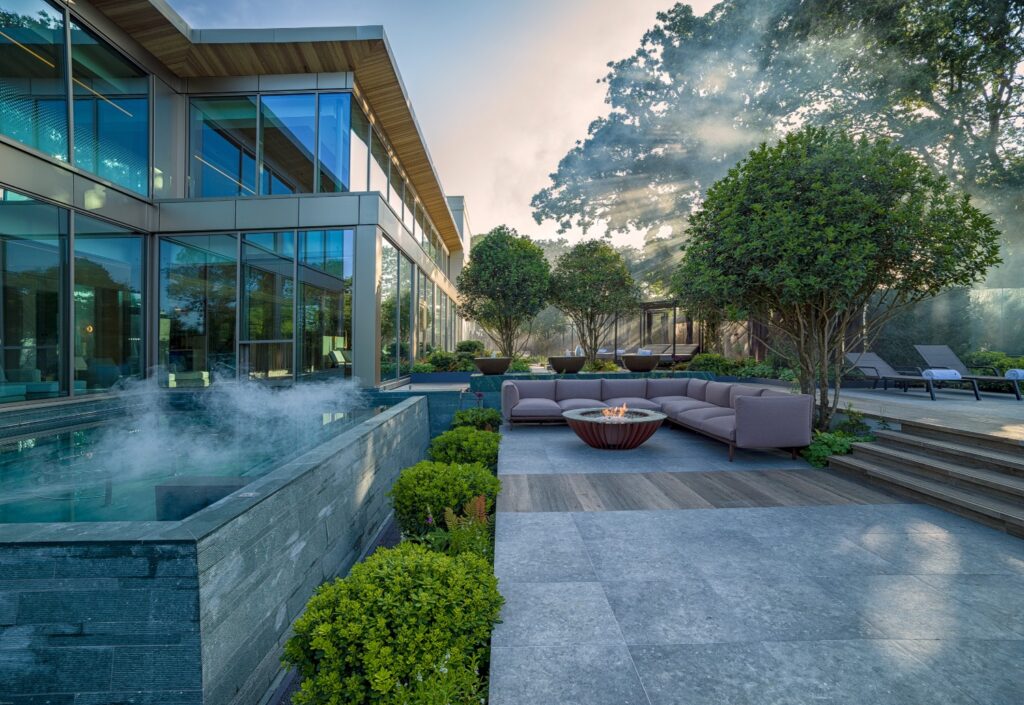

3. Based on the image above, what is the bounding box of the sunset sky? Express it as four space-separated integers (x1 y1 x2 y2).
169 0 718 246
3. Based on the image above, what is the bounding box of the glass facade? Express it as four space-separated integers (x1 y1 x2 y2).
379 239 415 381
298 230 352 378
241 231 294 380
318 93 351 193
260 94 315 195
189 97 259 198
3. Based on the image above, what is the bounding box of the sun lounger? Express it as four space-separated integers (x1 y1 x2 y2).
846 351 980 401
914 345 1021 401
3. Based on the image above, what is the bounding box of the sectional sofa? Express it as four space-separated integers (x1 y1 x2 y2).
501 377 813 459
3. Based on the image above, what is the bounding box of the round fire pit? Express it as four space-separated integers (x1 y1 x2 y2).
562 407 666 450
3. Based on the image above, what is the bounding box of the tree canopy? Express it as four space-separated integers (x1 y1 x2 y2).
675 127 1002 429
456 226 549 356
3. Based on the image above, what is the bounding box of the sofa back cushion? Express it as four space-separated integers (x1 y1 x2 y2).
556 379 602 401
686 378 709 401
729 385 764 408
646 378 689 398
601 378 647 401
514 380 556 400
705 381 734 407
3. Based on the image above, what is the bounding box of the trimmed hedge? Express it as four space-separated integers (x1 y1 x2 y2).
428 427 500 472
389 461 501 536
284 542 502 705
451 407 503 432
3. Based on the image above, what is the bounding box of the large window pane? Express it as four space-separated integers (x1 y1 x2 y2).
298 229 352 379
380 239 398 380
73 214 142 392
0 0 67 161
318 92 350 193
349 101 369 192
369 129 388 194
158 234 236 386
71 20 149 195
399 252 413 374
0 189 66 402
388 157 403 216
260 93 315 195
241 231 294 380
402 183 415 232
189 97 258 198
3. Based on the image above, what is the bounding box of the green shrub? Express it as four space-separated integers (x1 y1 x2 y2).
687 353 740 376
411 361 435 374
801 431 871 468
961 350 1024 374
735 358 774 378
507 357 531 372
443 496 494 560
451 407 503 432
389 461 500 536
283 542 502 705
428 427 500 471
834 405 872 437
456 339 486 356
583 358 620 372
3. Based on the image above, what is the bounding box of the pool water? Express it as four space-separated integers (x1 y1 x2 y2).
0 407 380 523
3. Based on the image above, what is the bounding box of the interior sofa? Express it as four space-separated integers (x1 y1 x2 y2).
501 377 812 459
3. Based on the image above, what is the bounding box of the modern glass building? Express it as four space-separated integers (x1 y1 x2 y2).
0 0 469 403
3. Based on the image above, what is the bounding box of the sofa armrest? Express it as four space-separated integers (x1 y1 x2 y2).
501 381 520 421
734 394 813 449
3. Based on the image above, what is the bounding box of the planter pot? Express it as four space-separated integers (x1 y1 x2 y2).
410 371 474 384
474 357 512 375
622 355 660 373
548 356 586 374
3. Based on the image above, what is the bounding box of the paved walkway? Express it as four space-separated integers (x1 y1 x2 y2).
489 425 1024 705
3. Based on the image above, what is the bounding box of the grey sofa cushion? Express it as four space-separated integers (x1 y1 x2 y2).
661 398 716 415
697 414 737 441
650 395 689 407
676 407 735 425
511 398 562 418
729 385 764 408
686 378 709 400
646 378 688 398
515 380 557 400
556 379 602 401
601 378 646 400
705 381 734 407
604 397 662 411
558 398 608 411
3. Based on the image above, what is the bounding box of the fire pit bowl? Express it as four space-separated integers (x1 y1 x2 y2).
562 407 666 450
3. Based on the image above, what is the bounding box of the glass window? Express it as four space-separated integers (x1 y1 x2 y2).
298 229 352 379
349 100 369 192
73 214 142 392
317 92 350 193
260 93 315 195
0 0 68 161
369 129 388 195
402 182 415 232
0 189 66 401
388 157 403 216
410 201 420 239
399 252 413 375
241 231 294 380
189 96 258 198
158 234 237 385
380 239 398 380
70 20 149 195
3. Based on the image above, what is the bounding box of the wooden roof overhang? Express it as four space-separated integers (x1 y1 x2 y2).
89 0 462 251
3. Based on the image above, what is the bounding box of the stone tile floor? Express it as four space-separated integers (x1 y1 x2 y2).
489 426 1024 705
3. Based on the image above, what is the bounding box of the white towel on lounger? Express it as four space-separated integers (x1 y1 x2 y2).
922 369 961 381
1005 369 1024 380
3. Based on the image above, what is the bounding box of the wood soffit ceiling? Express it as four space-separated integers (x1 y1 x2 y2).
89 0 462 251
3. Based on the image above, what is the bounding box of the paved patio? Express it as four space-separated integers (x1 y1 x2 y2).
489 425 1024 705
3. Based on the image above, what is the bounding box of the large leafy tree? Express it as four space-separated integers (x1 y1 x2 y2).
549 241 641 364
675 127 1001 430
456 226 549 357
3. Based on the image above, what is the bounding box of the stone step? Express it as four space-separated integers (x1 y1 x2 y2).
873 429 1024 476
851 442 1024 502
828 455 1024 535
898 420 1024 455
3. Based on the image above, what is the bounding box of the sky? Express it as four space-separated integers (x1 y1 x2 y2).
169 0 718 247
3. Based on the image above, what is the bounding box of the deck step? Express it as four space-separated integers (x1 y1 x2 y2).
898 420 1024 455
828 455 1024 533
851 442 1024 500
874 429 1024 473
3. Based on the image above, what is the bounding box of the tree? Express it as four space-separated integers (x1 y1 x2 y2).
674 127 1001 430
549 241 641 364
456 226 549 357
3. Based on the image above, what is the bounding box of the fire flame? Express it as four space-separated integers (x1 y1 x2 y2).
602 403 628 418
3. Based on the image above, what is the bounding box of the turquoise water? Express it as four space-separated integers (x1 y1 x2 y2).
0 407 380 523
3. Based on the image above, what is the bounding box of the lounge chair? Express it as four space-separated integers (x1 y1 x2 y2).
914 345 1021 401
845 352 980 401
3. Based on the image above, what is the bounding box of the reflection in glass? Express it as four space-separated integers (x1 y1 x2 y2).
71 20 149 195
0 0 67 161
189 97 258 198
159 234 237 386
298 229 352 379
380 239 398 379
260 93 315 195
73 214 142 392
417 269 433 354
318 93 351 193
349 100 369 192
402 183 415 232
0 190 66 401
241 231 294 380
399 252 413 374
388 157 403 216
370 129 388 195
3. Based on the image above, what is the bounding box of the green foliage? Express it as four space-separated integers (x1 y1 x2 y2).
283 542 501 705
583 358 620 372
456 226 550 356
507 357 532 373
426 350 474 372
549 241 641 364
411 362 435 374
961 350 1024 374
686 353 739 376
443 496 494 561
675 127 1002 430
834 406 872 437
428 427 500 472
802 431 868 468
451 408 503 433
388 461 501 536
455 339 485 356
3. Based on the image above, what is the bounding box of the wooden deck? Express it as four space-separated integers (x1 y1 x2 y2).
497 469 900 513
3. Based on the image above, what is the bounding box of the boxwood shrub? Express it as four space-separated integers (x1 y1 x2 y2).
284 542 502 705
389 461 501 536
451 407 503 432
428 426 500 471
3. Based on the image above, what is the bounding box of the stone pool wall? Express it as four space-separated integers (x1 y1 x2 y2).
0 396 429 705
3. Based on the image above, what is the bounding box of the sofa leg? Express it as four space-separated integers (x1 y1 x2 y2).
790 448 798 460
728 444 735 462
